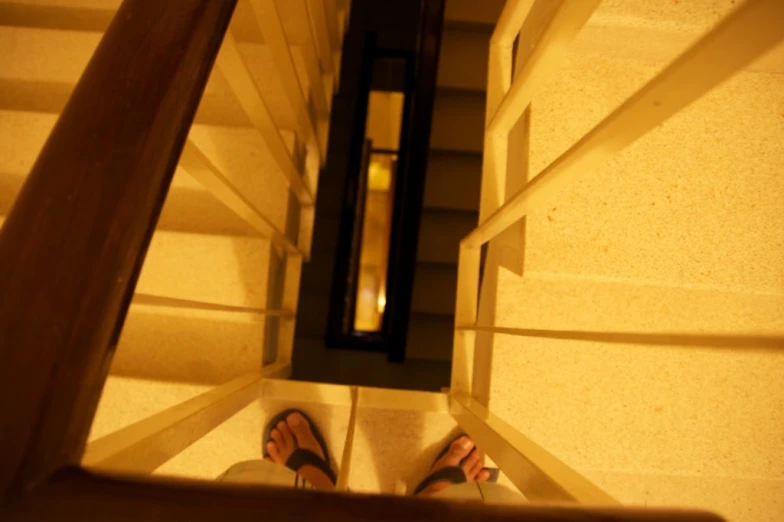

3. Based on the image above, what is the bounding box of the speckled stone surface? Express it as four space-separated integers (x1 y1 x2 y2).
526 64 784 294
112 304 266 384
494 274 784 334
490 332 784 477
0 110 260 236
188 125 292 234
88 376 210 442
158 393 351 481
157 402 264 481
581 469 784 522
349 406 461 494
487 18 784 521
235 42 312 131
137 231 271 309
88 380 351 483
347 394 518 496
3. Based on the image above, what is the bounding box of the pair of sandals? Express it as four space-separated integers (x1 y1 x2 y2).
263 409 498 493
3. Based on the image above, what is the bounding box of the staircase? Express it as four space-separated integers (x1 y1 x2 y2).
0 0 348 483
408 0 504 363
1 0 782 521
480 1 784 518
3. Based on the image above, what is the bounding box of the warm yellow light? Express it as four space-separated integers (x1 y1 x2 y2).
377 294 386 312
368 159 391 191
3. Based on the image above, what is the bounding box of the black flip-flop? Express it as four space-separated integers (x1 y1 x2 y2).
263 408 337 485
413 433 499 495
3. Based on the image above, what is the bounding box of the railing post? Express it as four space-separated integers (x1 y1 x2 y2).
0 0 238 501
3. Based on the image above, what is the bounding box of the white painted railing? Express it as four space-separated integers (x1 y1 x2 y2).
81 0 350 471
452 0 784 505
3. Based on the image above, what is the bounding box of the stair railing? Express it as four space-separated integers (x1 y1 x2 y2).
451 0 784 505
1 0 774 518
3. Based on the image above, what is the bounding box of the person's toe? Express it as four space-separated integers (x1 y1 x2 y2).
444 436 474 465
468 459 484 480
461 448 481 477
271 427 286 451
287 412 316 448
277 420 294 448
266 440 281 462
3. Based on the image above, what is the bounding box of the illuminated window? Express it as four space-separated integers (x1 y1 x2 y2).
353 90 405 332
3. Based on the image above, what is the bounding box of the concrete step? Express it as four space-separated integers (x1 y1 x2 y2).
437 28 490 92
417 208 477 265
444 0 503 29
138 231 273 309
423 150 481 212
347 388 460 494
88 376 210 443
158 379 353 481
90 378 481 491
411 263 457 316
299 251 335 296
406 312 453 362
0 213 272 313
111 303 268 385
579 0 783 75
87 376 350 482
188 124 296 235
0 118 261 238
294 293 330 339
0 109 294 237
0 23 310 130
429 89 485 153
487 39 784 521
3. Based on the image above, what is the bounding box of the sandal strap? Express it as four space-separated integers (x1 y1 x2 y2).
286 449 337 485
414 466 466 495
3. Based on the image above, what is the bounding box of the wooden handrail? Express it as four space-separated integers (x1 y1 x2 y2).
0 0 238 501
4 467 723 522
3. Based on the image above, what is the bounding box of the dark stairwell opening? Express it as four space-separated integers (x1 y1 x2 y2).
292 0 500 391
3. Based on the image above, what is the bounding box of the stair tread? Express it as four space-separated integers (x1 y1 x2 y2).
112 303 267 385
0 110 294 237
443 0 504 27
424 151 481 212
88 376 211 443
411 263 457 316
429 89 485 153
348 394 460 494
160 381 353 481
417 208 477 265
485 43 784 522
92 378 514 495
406 312 454 362
437 28 490 92
137 230 272 309
0 25 311 130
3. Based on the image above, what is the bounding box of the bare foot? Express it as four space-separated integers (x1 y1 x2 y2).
417 435 491 496
265 412 335 490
